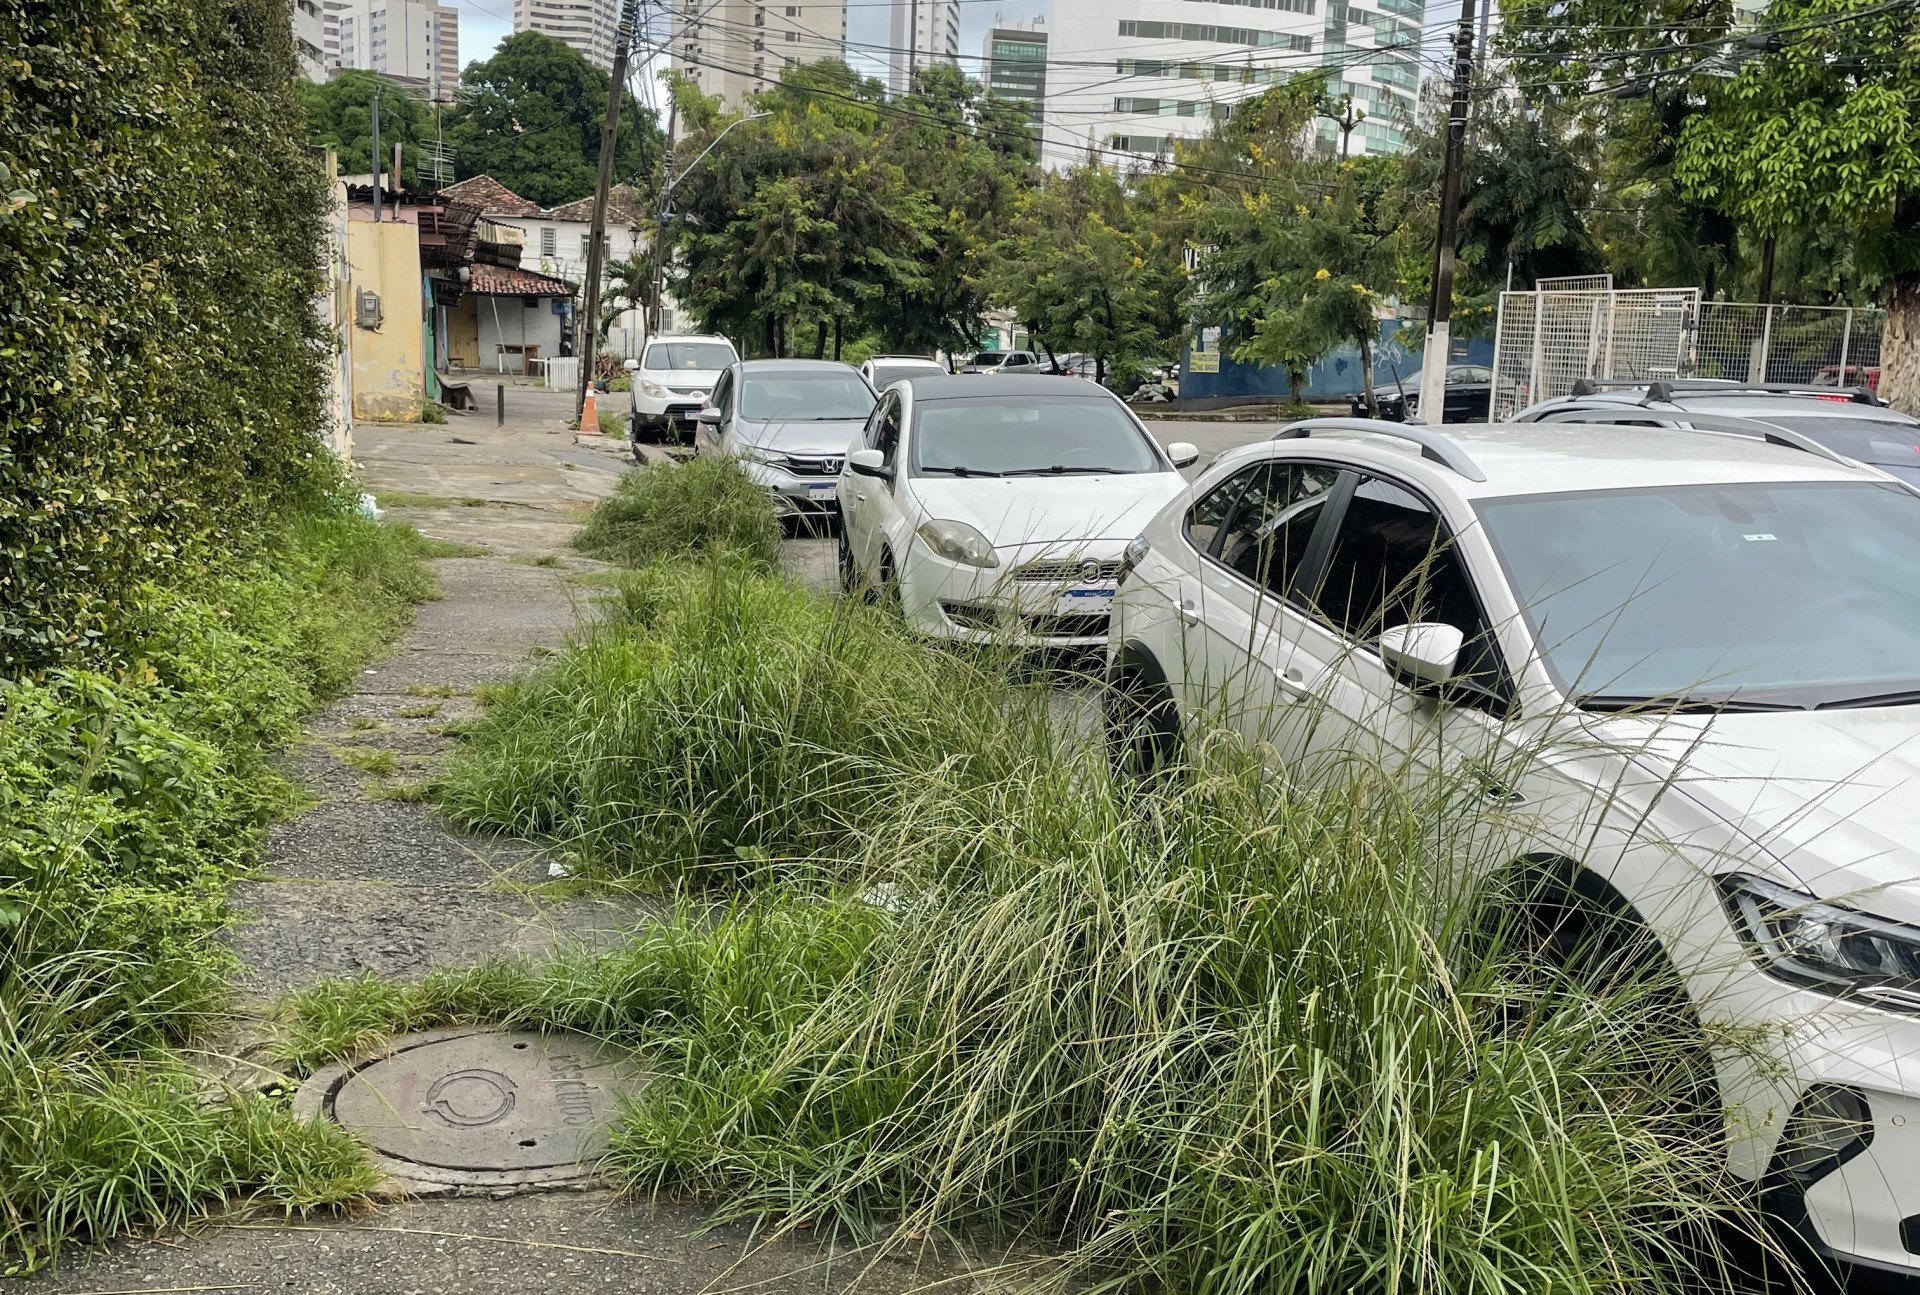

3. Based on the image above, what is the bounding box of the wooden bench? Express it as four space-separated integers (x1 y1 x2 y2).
436 375 476 410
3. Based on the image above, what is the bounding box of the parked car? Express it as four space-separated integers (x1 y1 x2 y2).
1108 412 1920 1285
860 355 948 391
836 374 1197 647
626 334 739 449
694 359 876 523
958 350 1043 374
1813 363 1881 393
1515 379 1920 484
1354 364 1495 423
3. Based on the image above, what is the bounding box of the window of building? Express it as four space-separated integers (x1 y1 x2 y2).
539 227 556 257
783 28 799 40
1117 19 1312 49
785 5 800 13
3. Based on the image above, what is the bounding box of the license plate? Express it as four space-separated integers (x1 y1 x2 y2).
1054 586 1116 616
808 482 837 498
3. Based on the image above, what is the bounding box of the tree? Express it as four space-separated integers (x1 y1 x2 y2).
298 70 436 184
1674 0 1920 410
447 31 660 206
989 166 1183 383
1456 103 1603 291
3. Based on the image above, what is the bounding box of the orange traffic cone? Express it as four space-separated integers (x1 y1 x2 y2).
580 381 598 437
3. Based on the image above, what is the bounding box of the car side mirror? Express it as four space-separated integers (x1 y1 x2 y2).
622 358 640 371
1378 622 1464 688
848 447 892 479
695 406 722 425
1166 441 1200 469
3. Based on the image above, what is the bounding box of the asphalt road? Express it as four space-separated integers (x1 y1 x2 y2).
1140 417 1285 472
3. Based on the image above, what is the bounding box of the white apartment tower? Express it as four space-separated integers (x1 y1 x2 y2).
514 0 621 70
670 0 849 107
293 0 329 80
887 0 961 95
325 0 460 99
1043 0 1421 167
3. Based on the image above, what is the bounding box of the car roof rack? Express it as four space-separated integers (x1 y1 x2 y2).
1272 417 1487 482
1567 376 1880 406
1532 408 1860 470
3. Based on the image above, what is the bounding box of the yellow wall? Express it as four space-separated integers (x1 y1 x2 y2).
345 220 424 423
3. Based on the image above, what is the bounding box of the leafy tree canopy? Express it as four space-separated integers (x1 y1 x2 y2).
447 31 661 207
299 70 437 185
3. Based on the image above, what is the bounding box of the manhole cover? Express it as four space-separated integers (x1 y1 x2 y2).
295 1027 645 1188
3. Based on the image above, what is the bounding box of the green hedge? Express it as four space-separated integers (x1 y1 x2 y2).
1 0 334 672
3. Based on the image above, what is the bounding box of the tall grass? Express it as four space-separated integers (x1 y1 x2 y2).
0 504 433 1271
439 559 1060 883
345 556 1764 1295
574 458 783 570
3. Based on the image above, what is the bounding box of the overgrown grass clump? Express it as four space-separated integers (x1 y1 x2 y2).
573 458 783 570
371 556 1763 1295
1 506 434 1271
440 560 1058 882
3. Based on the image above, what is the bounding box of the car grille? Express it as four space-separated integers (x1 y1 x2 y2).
782 454 843 477
1012 557 1124 584
939 601 1109 640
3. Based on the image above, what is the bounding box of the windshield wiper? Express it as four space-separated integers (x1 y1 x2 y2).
1003 465 1136 476
1816 689 1920 710
1576 693 1806 714
922 465 1004 477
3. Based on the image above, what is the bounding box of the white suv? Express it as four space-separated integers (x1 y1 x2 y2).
1109 415 1920 1281
626 334 738 447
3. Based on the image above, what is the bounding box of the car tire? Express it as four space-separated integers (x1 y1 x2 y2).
1105 669 1181 784
836 515 862 597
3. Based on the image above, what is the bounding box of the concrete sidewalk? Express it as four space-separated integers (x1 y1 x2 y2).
32 384 1004 1295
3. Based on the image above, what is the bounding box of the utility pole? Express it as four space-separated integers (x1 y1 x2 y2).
908 0 920 87
1416 0 1477 425
647 88 678 336
578 0 643 423
370 84 383 222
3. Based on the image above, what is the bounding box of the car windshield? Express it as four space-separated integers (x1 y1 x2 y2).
644 342 734 371
1477 481 1920 709
971 353 1007 365
912 396 1163 476
739 372 877 421
870 363 939 389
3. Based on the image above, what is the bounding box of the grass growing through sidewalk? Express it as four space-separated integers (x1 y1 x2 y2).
348 552 1770 1295
1 505 433 1271
572 458 783 571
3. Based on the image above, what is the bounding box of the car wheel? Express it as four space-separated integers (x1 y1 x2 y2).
875 550 903 614
1105 669 1181 783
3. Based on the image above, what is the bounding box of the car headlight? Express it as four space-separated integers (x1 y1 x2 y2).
1722 873 1920 1009
737 444 791 468
638 379 667 398
915 519 999 568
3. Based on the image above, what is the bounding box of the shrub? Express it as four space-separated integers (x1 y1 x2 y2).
597 408 625 436
439 560 1057 882
573 459 782 570
0 508 433 1270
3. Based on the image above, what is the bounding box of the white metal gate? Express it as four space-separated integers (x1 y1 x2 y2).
1488 288 1700 420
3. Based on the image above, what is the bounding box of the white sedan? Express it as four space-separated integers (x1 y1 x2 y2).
1109 413 1920 1283
836 374 1196 646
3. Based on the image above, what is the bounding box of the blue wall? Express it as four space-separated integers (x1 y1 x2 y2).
1180 320 1493 403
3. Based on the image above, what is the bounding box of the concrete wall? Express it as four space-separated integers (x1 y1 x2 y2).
346 219 425 422
1178 319 1494 403
474 292 567 374
319 163 355 457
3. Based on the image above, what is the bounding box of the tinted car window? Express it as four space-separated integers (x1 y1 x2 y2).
911 396 1161 476
739 373 877 421
1187 467 1256 554
1309 477 1498 684
644 342 736 370
1214 463 1340 597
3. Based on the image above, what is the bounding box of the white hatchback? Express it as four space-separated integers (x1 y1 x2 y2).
1108 415 1920 1281
836 374 1196 646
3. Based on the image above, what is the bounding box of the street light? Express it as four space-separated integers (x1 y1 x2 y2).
647 111 770 333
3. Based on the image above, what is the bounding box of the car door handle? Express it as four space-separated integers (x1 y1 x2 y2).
853 490 867 502
1277 665 1306 688
1178 598 1200 626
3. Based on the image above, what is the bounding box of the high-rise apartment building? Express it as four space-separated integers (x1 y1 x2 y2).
293 0 329 80
887 0 960 95
326 0 461 99
1043 0 1421 167
979 20 1046 131
670 0 849 107
514 0 621 70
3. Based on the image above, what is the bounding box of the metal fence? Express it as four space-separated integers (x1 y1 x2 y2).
1486 291 1885 420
